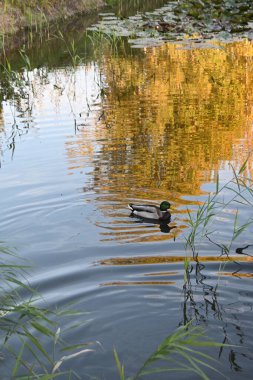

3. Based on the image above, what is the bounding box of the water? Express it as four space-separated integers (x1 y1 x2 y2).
1 2 253 379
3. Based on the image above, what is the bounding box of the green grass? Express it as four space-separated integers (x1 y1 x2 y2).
114 321 230 380
3 0 63 10
185 157 253 258
0 243 95 379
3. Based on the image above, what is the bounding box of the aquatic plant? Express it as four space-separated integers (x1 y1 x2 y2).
114 321 228 380
87 28 127 60
57 30 82 67
0 49 32 99
185 157 253 258
0 243 95 378
91 0 253 48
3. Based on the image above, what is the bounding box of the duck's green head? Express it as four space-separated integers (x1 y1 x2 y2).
160 201 171 211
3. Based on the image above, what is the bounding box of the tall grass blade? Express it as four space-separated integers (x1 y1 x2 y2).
114 349 125 380
128 321 227 380
22 328 54 364
12 342 26 377
230 164 241 191
238 156 249 174
30 321 55 337
54 327 61 345
52 349 94 374
216 173 219 194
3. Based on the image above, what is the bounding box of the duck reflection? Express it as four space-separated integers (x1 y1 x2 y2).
130 215 176 234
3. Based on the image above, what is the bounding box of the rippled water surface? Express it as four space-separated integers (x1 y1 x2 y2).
1 2 253 379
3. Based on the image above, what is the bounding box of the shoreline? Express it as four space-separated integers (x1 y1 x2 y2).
0 0 105 38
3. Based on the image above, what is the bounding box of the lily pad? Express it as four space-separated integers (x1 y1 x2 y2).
90 1 253 49
99 13 116 17
128 37 165 48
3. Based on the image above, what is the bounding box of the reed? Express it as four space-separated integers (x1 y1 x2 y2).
185 157 253 258
114 321 229 380
0 0 104 49
0 243 95 378
57 30 82 67
87 29 125 58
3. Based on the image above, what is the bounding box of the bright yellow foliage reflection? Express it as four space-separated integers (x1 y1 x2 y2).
69 39 253 242
95 40 253 197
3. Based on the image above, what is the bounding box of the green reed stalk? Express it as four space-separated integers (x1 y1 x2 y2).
115 321 230 380
0 243 95 379
185 157 253 258
57 30 82 67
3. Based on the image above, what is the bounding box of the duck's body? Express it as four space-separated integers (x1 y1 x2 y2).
128 201 171 221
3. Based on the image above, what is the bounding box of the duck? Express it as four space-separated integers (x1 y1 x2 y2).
128 201 171 221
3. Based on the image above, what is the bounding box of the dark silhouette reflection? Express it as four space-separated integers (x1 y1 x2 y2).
130 213 175 233
235 245 253 256
229 350 243 372
159 222 176 233
207 236 253 261
183 261 222 325
0 65 35 163
182 258 253 374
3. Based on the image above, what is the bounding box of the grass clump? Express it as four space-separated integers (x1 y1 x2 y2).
0 0 105 52
114 321 228 380
0 242 95 379
185 157 253 258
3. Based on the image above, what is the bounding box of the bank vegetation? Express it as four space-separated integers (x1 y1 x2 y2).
0 0 105 36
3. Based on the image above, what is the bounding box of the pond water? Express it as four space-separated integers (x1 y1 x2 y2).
1 1 253 379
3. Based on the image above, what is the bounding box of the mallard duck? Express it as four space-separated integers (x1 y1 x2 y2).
128 201 171 221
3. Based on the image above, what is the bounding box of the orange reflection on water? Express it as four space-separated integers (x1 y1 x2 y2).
93 39 253 195
64 39 253 243
219 271 253 278
99 255 253 266
144 271 178 276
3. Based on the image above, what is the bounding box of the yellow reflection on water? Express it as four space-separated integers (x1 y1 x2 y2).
94 39 253 193
144 271 178 276
219 271 253 278
99 255 253 286
99 255 253 266
66 39 253 242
